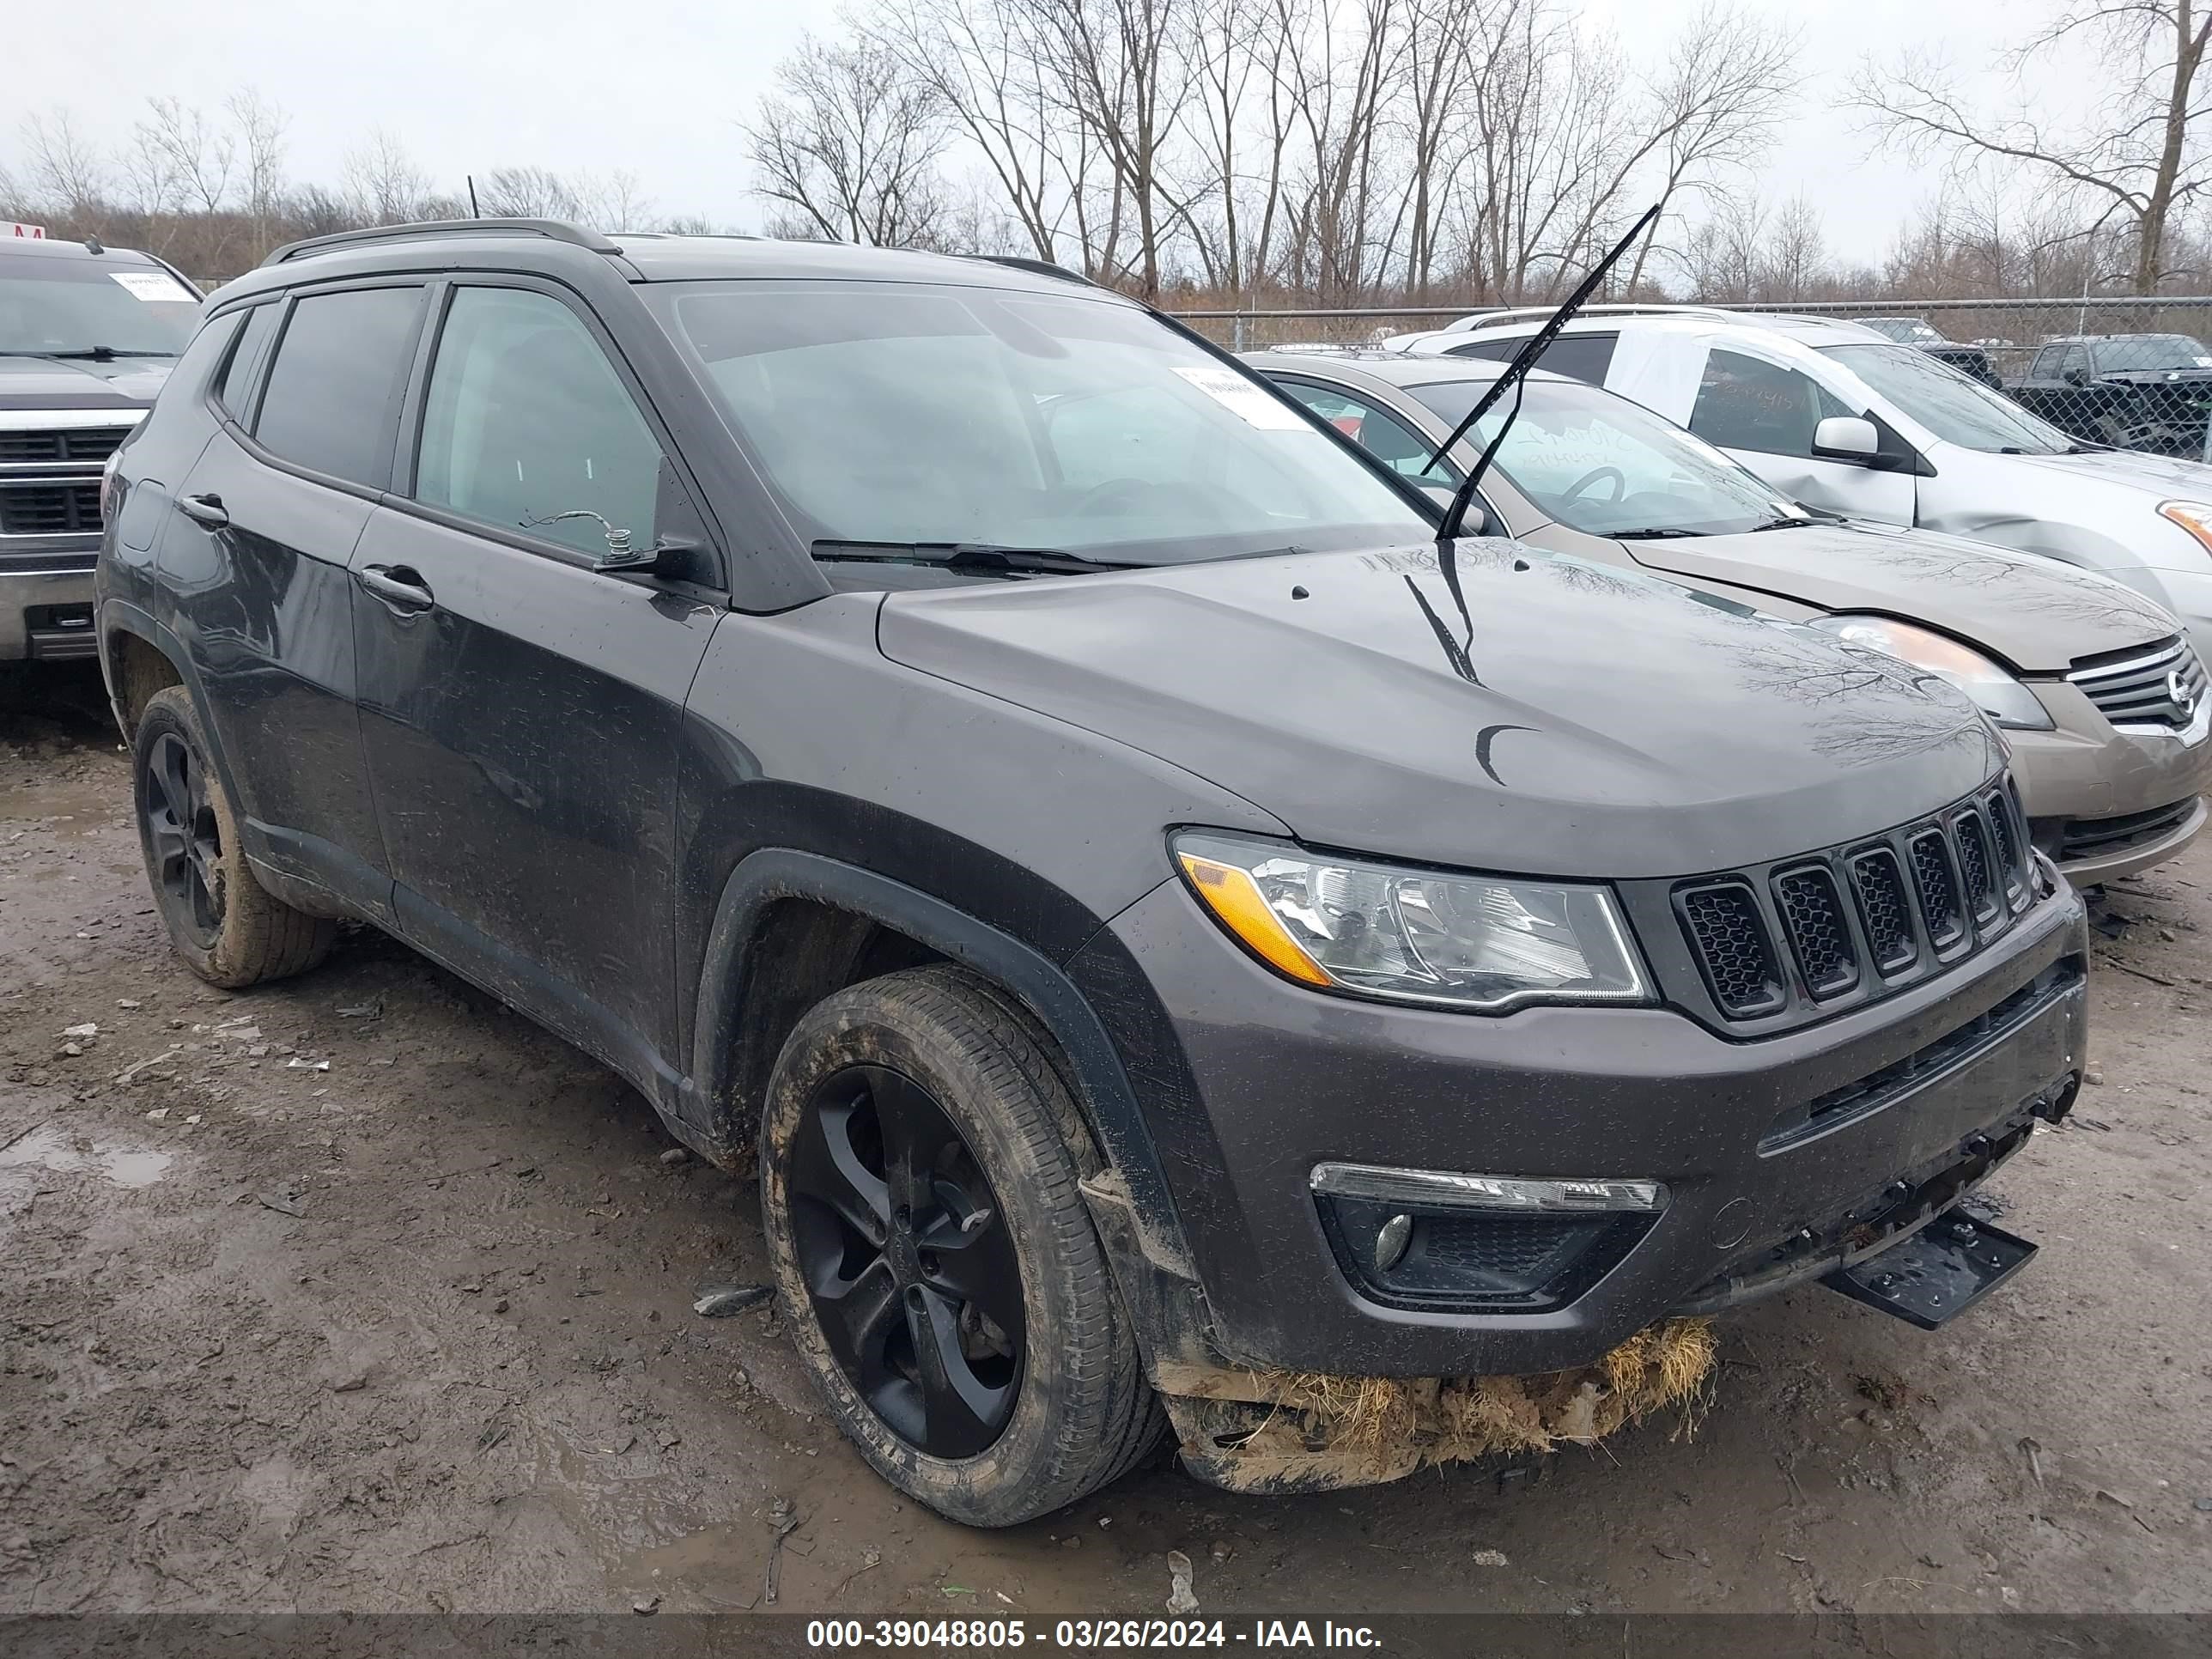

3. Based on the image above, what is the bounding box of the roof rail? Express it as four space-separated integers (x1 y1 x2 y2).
1449 302 1745 331
967 254 1097 289
262 217 621 267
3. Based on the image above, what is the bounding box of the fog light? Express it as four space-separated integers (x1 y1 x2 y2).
1374 1212 1413 1272
1313 1163 1666 1314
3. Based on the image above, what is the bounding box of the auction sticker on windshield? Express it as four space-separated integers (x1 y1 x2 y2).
108 270 196 303
1174 365 1306 429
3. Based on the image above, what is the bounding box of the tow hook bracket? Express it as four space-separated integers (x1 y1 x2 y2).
1820 1208 2037 1330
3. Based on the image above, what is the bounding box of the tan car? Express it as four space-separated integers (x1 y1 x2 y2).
1255 350 2212 885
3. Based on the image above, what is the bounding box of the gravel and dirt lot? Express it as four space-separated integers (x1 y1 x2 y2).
3 662 2210 1621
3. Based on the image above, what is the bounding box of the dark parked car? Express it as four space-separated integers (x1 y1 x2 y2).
2011 333 2212 455
1856 316 2002 387
1 235 199 661
99 220 2089 1523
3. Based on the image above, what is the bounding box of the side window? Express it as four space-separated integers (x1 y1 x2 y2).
213 304 279 422
1445 332 1616 384
2028 345 2063 380
1274 381 1452 480
413 286 666 558
254 286 426 489
2062 344 2093 380
1689 348 1851 459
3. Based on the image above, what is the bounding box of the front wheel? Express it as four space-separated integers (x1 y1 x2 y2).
760 965 1161 1526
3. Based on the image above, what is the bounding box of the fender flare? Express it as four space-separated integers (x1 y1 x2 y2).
684 848 1203 1287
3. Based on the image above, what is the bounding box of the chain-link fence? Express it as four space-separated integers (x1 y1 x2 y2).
1173 295 2212 459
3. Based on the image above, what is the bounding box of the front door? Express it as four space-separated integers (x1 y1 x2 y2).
349 282 720 1079
1685 344 1918 526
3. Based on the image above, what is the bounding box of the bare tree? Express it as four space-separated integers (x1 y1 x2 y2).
20 110 109 223
1622 3 1800 291
343 130 432 225
743 36 949 246
1854 1 2212 292
1030 0 1194 295
228 89 289 250
480 165 580 218
866 0 1075 260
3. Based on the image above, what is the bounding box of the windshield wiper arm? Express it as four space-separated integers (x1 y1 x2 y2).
12 347 179 361
810 539 1137 576
1747 516 1815 532
1611 526 1704 540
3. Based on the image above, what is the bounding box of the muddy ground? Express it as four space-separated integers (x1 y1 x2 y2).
3 661 2209 1620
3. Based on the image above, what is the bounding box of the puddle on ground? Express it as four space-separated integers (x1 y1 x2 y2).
0 776 128 837
0 1124 173 1188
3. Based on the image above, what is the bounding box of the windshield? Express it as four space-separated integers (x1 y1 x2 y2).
2095 334 2212 373
1823 343 2075 453
1405 377 1800 537
0 256 198 356
651 280 1425 564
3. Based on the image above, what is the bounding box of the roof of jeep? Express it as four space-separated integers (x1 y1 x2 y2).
216 220 1118 306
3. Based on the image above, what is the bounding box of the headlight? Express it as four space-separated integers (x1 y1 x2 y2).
1808 614 2054 730
1171 832 1652 1012
2159 500 2212 557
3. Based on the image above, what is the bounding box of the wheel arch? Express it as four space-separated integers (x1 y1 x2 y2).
684 848 1213 1366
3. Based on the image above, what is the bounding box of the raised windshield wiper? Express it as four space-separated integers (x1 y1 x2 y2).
1427 202 1664 540
810 539 1137 576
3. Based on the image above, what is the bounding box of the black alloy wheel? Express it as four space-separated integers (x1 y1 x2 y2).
142 728 225 948
785 1062 1025 1458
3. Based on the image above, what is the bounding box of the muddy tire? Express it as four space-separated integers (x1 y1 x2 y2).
131 685 337 988
761 964 1160 1527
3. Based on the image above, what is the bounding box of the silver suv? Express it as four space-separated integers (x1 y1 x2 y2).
1389 306 2212 677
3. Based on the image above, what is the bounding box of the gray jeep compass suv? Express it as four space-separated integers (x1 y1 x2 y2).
96 221 2090 1525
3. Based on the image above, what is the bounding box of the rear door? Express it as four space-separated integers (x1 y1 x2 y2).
349 278 722 1077
158 281 426 919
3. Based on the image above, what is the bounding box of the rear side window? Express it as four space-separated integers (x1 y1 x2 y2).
411 286 667 558
1447 332 1617 385
1689 348 1852 458
213 304 279 420
254 286 425 489
1273 380 1453 480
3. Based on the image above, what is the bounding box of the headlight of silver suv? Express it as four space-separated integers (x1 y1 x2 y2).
1809 614 2054 731
1171 831 1652 1012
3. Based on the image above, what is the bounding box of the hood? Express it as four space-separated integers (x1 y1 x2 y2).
1618 520 2175 673
876 541 2002 878
2006 444 2212 498
0 354 171 410
2094 368 2212 387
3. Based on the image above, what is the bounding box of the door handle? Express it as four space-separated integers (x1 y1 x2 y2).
356 564 435 611
178 492 228 528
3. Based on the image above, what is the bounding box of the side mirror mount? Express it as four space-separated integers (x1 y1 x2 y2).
1812 415 1881 462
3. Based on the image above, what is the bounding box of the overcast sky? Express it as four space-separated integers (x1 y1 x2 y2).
14 0 2047 260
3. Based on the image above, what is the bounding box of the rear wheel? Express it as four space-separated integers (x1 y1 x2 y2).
761 965 1160 1526
131 686 337 988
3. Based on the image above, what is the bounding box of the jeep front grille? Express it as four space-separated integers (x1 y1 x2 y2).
1655 777 2037 1030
